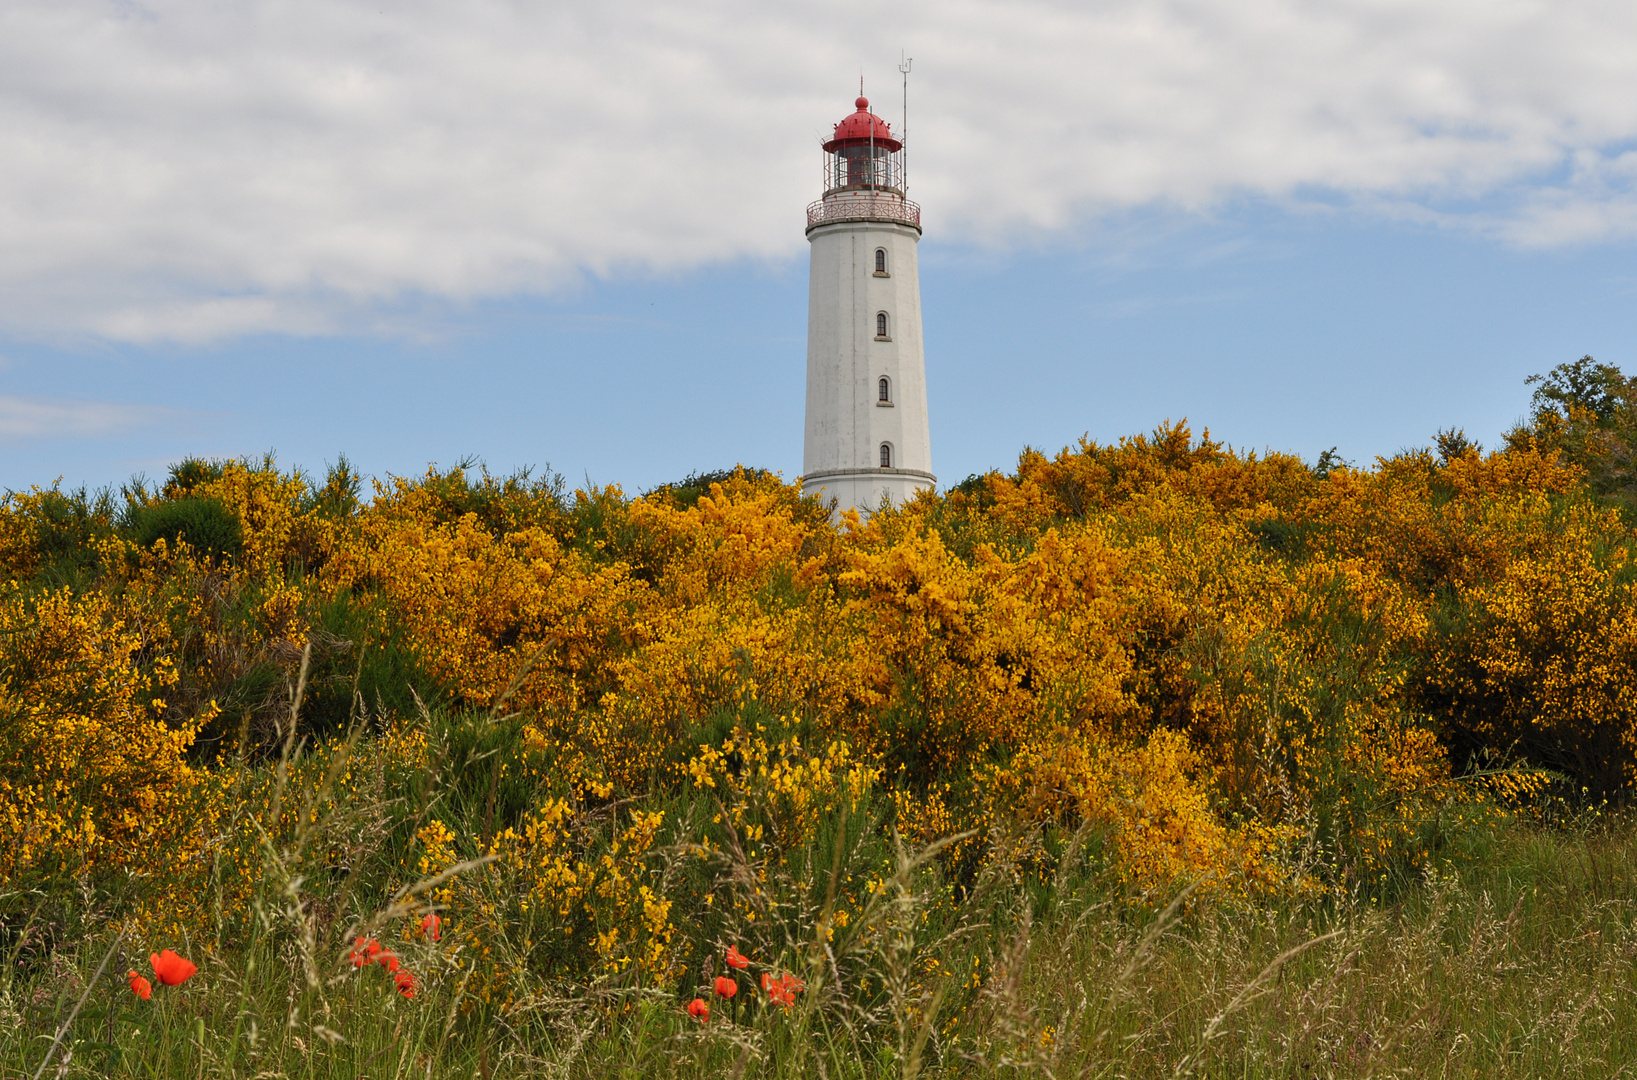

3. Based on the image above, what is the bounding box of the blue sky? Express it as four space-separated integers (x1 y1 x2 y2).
4 1 1637 495
7 206 1633 494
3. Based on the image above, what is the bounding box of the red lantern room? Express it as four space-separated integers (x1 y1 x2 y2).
808 95 920 232
824 96 903 191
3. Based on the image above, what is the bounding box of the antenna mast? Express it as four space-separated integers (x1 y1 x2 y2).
867 74 873 189
898 52 913 194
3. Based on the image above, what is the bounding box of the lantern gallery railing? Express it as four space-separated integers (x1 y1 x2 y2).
806 193 921 231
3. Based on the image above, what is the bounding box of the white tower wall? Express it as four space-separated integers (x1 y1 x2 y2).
802 219 934 514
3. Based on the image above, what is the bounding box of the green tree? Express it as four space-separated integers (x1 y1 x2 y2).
1511 356 1637 505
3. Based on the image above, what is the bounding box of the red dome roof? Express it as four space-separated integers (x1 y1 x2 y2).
823 96 901 152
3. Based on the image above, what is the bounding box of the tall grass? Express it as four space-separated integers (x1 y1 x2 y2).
4 694 1633 1078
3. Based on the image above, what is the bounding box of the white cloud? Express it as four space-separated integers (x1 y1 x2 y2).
0 394 189 440
2 0 1636 341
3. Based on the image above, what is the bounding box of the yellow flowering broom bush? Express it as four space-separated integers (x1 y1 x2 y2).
0 584 210 878
1 413 1633 1003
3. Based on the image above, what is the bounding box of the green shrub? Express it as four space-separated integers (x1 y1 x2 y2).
164 455 227 496
133 497 243 559
648 466 772 508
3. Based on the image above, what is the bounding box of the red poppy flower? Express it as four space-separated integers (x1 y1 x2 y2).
376 950 400 974
394 969 416 998
724 945 750 970
421 913 441 942
686 997 709 1023
713 975 738 999
126 970 152 1000
149 949 197 987
761 971 804 1008
349 937 384 968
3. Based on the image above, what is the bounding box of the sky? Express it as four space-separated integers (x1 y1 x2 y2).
3 0 1637 493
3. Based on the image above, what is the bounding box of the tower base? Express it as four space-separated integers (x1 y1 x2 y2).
801 468 936 517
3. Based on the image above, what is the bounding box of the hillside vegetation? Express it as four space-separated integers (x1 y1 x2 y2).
2 356 1636 1077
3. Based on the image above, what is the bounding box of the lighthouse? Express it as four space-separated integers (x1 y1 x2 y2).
801 95 935 514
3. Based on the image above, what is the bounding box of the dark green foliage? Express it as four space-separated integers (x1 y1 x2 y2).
163 456 227 497
15 486 119 587
1418 579 1635 798
300 591 447 736
647 466 773 509
303 455 364 519
1528 355 1632 426
410 459 568 535
132 497 243 559
1247 515 1310 557
1514 356 1637 506
422 706 538 840
1313 446 1349 478
950 472 997 507
188 590 449 763
1435 428 1482 464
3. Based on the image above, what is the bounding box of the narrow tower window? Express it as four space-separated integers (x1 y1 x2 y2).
876 312 889 338
874 248 887 273
878 376 891 402
880 443 893 468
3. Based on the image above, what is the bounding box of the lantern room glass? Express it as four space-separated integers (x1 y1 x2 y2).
827 145 903 193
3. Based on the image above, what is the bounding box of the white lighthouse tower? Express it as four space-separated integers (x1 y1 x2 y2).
801 95 934 514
